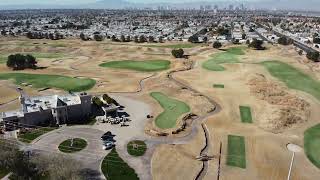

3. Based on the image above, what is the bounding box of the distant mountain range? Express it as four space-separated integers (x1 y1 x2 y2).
0 0 320 12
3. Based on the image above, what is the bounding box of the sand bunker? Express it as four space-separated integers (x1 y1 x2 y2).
247 74 310 133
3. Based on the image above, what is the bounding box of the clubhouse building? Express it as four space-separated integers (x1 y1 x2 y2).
0 92 118 130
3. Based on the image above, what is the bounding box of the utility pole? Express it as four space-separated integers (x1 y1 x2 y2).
287 152 295 180
217 141 222 180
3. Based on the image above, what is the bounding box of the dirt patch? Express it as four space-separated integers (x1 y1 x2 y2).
247 73 311 133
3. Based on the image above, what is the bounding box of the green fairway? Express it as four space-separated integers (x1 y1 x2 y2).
0 73 96 92
227 135 246 168
100 60 170 72
202 47 246 71
213 84 225 88
58 138 87 153
127 140 147 157
239 106 253 123
31 52 65 59
18 127 57 143
304 124 320 168
101 148 139 180
150 92 190 129
261 61 320 101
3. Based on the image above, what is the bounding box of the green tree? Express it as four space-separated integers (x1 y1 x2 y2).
249 38 265 50
306 51 320 62
188 35 199 43
213 41 222 49
171 49 184 58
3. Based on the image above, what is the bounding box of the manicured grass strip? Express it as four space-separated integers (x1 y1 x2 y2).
202 47 245 71
0 73 96 92
101 148 139 180
18 127 57 143
261 61 320 101
150 92 190 129
58 138 87 153
227 135 246 168
239 106 253 123
304 124 320 168
100 60 170 72
127 140 147 157
213 84 224 88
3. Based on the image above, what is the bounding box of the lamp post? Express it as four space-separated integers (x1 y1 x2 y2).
286 143 302 180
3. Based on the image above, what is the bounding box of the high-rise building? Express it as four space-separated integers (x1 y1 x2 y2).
229 4 234 11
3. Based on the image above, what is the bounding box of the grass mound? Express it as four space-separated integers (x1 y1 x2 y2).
304 124 320 168
227 135 246 168
0 73 96 92
100 60 170 72
150 92 190 129
58 138 87 153
261 61 320 101
202 47 245 71
127 140 147 157
101 148 139 180
239 106 253 123
18 127 57 143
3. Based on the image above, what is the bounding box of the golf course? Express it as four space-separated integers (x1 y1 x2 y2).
202 47 245 71
99 60 170 72
0 73 96 92
150 92 190 129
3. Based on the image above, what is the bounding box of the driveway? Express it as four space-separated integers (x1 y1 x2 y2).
29 127 108 180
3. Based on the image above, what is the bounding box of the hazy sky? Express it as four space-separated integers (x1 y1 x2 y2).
0 0 257 5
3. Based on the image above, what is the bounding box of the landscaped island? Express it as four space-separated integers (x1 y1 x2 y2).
99 60 170 72
101 148 139 180
58 138 87 153
127 140 147 157
0 73 96 92
150 92 190 129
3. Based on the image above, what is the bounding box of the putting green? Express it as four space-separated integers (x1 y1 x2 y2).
227 135 246 168
261 61 320 101
0 73 95 92
100 60 170 72
304 124 320 168
203 47 246 71
150 92 190 129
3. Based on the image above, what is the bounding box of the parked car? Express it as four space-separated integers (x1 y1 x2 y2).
101 131 115 140
102 141 114 150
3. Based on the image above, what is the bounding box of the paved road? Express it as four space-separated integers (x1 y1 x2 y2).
29 127 108 180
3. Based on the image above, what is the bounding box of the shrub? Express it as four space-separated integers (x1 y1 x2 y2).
7 54 37 70
248 38 265 50
171 49 184 58
188 35 199 43
213 41 222 49
278 36 292 45
306 51 320 62
92 96 103 107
